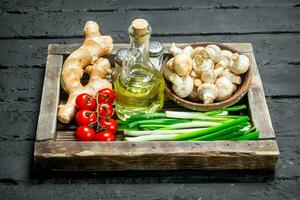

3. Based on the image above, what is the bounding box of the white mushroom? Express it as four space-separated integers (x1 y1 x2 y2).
197 83 218 104
164 58 174 82
190 70 197 78
188 78 202 100
229 53 250 74
222 69 241 84
193 55 214 72
215 77 235 101
201 44 222 63
214 66 224 79
201 69 215 83
169 43 182 56
192 46 205 58
169 74 194 98
221 50 233 61
232 84 238 92
169 44 193 76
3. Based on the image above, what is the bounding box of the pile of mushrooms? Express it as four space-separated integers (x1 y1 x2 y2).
164 43 250 104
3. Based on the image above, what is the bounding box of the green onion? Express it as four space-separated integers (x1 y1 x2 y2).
211 127 256 140
205 105 247 116
125 117 250 141
231 131 260 140
139 124 169 129
189 122 249 141
128 118 191 128
159 121 222 130
124 128 204 137
126 113 166 123
165 111 231 121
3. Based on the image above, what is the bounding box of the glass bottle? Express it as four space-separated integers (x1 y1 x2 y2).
114 19 165 120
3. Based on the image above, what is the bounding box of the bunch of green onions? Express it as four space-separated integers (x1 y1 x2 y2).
118 105 259 141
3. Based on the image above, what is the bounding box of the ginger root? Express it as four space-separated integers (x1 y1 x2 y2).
58 21 113 124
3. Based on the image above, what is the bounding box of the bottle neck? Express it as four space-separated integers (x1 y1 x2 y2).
129 33 150 59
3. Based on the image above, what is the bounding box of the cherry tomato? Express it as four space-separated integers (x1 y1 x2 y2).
75 93 96 111
98 118 118 134
76 126 95 141
76 110 97 126
98 103 114 117
97 88 115 104
94 131 115 141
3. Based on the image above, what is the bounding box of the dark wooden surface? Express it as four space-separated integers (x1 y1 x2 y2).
0 1 299 199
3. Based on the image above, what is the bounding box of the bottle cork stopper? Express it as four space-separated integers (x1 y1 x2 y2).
131 19 149 36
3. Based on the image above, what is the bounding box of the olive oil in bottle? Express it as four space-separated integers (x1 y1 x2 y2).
114 19 164 120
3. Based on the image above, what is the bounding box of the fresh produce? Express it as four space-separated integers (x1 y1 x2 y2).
94 131 115 141
75 93 97 111
201 44 222 63
98 103 114 117
215 76 235 101
98 118 118 134
169 43 193 76
58 21 113 124
165 43 251 104
97 88 115 104
75 126 96 141
74 88 118 141
75 110 97 126
118 105 259 141
230 53 250 74
197 83 218 104
164 57 194 98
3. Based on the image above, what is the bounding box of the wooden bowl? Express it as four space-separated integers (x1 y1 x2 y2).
162 42 252 111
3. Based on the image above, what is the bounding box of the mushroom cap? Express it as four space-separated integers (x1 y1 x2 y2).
202 45 222 63
230 54 250 74
173 53 193 76
171 75 194 98
215 76 234 101
197 83 218 104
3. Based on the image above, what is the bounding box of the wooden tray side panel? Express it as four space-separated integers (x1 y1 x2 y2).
34 140 278 171
36 54 63 141
246 52 275 139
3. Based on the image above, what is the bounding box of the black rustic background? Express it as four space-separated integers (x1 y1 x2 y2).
0 0 300 199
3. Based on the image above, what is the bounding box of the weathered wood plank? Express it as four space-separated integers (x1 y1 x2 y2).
34 140 279 171
1 0 299 12
1 8 299 38
246 52 275 139
36 55 63 141
48 42 253 55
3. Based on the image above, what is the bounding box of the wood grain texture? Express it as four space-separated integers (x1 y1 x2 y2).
34 140 279 171
1 0 299 12
36 54 63 141
247 52 275 139
1 7 299 38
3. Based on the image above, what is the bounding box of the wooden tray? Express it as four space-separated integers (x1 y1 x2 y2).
34 43 279 171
